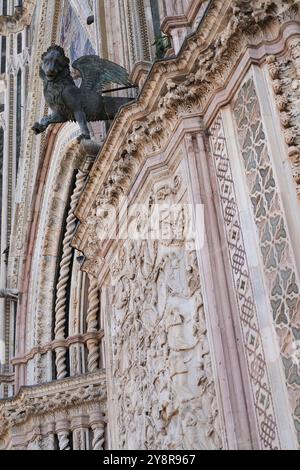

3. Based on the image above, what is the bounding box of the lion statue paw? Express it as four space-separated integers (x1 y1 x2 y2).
32 122 46 135
77 133 91 142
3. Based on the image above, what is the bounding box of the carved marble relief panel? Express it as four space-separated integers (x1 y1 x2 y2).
107 172 222 450
232 77 300 445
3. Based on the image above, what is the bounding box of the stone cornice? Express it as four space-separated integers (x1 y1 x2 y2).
0 0 36 35
11 330 104 366
0 371 106 437
72 0 300 277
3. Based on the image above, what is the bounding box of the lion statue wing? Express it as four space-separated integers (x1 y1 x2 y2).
72 55 132 94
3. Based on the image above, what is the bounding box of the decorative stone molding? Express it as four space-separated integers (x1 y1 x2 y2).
2 0 300 451
0 1 36 35
6 129 99 384
72 0 300 275
129 60 152 89
22 134 81 355
8 0 59 294
5 1 61 391
0 374 14 384
9 126 103 385
267 40 300 199
55 170 87 380
233 75 300 446
209 114 280 449
11 331 104 367
0 371 106 440
0 288 18 300
161 0 209 34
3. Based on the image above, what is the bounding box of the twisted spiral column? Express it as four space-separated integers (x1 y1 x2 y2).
92 423 105 450
58 432 71 450
55 171 86 379
86 277 100 372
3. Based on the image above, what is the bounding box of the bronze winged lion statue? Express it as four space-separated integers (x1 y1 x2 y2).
32 45 134 140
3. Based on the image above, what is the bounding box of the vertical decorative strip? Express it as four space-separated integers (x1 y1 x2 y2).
8 73 14 247
99 0 108 59
209 115 280 450
136 0 151 61
232 77 300 445
5 69 14 375
125 0 136 65
51 0 62 45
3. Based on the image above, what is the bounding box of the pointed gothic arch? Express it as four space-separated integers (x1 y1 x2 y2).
14 124 102 389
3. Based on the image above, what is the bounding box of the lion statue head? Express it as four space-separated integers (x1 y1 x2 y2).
40 45 70 82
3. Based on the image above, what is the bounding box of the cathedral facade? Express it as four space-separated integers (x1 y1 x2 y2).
0 0 300 450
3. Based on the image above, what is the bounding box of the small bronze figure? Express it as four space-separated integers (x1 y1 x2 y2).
32 45 134 140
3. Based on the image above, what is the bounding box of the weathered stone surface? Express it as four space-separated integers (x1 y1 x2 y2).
1 0 300 451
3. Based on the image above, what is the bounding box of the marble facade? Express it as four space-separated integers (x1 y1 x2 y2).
0 0 300 450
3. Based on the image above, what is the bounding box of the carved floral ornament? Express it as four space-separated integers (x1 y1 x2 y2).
266 37 300 197
0 372 106 438
72 0 300 276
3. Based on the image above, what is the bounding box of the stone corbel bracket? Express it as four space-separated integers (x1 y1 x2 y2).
78 139 102 173
0 0 36 35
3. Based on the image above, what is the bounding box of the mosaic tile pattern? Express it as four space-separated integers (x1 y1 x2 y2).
209 116 280 449
233 77 300 445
